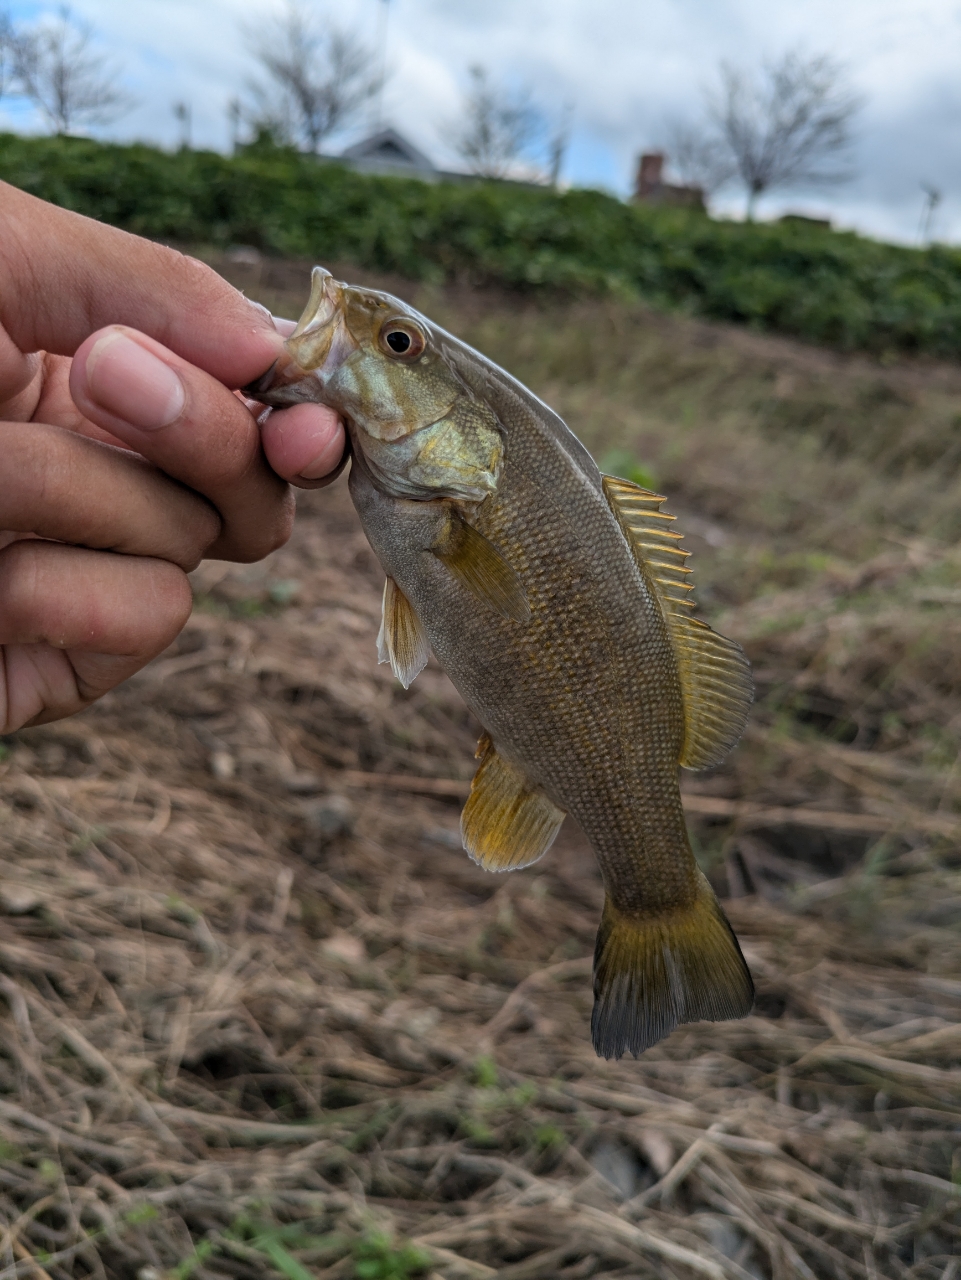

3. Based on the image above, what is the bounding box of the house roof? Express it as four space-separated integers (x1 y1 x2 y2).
340 128 436 173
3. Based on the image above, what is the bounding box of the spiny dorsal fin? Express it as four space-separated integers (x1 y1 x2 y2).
432 511 530 624
377 577 431 689
461 734 565 871
602 474 753 770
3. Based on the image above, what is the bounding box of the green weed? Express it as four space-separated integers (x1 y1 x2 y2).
343 1105 398 1153
172 1239 214 1280
232 597 266 618
471 1056 499 1088
165 895 199 924
190 594 231 617
268 579 301 606
458 1115 495 1145
534 1123 567 1151
508 1082 537 1107
352 1229 431 1279
123 1204 159 1226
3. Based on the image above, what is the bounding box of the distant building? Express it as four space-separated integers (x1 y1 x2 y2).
332 125 547 189
338 128 438 180
632 152 705 211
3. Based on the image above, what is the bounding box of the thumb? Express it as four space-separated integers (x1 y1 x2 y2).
259 402 347 490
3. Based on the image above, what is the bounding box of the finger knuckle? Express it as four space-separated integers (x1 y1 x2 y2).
179 505 223 569
0 423 63 514
230 489 295 564
148 562 194 648
0 541 45 636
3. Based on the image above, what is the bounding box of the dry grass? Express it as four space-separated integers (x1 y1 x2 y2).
0 258 959 1280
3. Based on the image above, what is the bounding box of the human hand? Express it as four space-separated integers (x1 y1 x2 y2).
1 182 345 733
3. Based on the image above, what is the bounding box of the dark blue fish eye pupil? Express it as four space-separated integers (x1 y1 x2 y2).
386 330 411 353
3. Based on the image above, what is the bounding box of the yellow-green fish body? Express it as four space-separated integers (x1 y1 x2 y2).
250 268 755 1057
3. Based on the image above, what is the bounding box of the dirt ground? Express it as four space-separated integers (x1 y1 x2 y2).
0 262 959 1280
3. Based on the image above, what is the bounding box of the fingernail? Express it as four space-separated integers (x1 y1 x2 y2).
248 298 290 340
85 330 185 430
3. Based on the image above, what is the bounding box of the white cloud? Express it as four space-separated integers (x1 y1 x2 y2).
3 0 961 242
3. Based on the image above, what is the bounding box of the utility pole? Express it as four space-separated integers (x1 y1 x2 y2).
918 183 942 246
548 102 574 189
173 100 192 150
227 97 242 154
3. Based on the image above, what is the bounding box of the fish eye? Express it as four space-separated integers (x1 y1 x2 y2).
380 321 426 360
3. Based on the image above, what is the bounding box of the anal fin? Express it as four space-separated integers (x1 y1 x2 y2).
377 577 431 689
591 871 754 1059
432 511 530 624
461 734 564 871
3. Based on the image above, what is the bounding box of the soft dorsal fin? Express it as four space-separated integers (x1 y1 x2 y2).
461 734 565 871
377 577 431 689
602 475 753 770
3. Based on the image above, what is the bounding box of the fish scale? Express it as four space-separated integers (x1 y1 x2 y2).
248 265 755 1059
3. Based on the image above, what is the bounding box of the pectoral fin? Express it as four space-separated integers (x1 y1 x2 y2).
432 511 530 623
461 734 565 871
377 577 431 689
603 475 753 769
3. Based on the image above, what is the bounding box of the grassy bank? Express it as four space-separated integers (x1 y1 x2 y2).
3 130 961 358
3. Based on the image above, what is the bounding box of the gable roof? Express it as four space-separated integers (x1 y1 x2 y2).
340 128 436 173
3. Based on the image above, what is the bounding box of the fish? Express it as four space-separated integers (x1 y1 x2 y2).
247 267 755 1058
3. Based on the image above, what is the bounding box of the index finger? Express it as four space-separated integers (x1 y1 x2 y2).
0 181 282 387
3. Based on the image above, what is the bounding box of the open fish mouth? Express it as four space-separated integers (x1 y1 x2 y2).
242 267 356 407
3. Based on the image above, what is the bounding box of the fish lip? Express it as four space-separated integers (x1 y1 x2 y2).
241 266 356 407
241 353 324 407
289 266 340 341
285 266 358 374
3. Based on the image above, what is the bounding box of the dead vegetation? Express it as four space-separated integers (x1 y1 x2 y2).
0 259 959 1280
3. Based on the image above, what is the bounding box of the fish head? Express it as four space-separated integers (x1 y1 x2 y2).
247 267 503 502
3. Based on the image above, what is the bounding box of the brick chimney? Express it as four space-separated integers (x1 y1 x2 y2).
635 152 665 199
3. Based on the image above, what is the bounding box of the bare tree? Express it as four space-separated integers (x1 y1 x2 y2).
244 0 381 153
661 118 735 197
452 65 542 180
709 52 861 219
2 6 132 135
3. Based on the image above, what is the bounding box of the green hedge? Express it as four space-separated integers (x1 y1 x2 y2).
3 131 961 358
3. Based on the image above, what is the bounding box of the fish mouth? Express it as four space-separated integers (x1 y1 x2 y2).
242 266 356 407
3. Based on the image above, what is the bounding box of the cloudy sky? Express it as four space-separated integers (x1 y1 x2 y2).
2 0 960 244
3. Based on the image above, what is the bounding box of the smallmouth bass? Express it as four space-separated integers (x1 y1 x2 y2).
249 268 755 1058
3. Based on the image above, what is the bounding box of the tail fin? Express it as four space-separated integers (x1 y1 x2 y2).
591 872 754 1059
